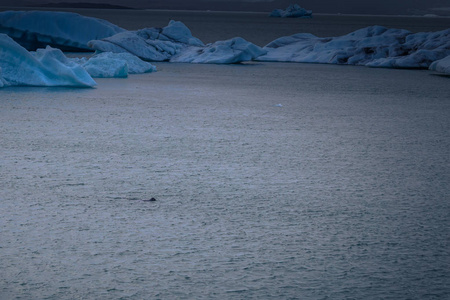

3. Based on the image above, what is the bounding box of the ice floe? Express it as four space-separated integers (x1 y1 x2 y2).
81 52 157 78
429 55 450 74
257 26 450 69
88 20 265 64
0 33 96 87
0 10 124 51
270 4 312 18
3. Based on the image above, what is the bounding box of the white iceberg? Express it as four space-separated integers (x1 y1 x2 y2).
257 26 450 69
88 20 204 61
0 33 96 87
170 37 267 64
0 10 124 51
429 55 450 74
88 20 265 64
270 4 312 18
82 52 157 78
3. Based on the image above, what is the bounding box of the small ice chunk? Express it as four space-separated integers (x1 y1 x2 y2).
82 52 156 78
429 55 450 74
270 4 312 18
161 20 204 47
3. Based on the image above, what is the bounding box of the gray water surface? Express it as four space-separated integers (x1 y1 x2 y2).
1 61 449 299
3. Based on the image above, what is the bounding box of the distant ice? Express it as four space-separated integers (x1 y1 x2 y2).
270 4 312 18
89 20 266 64
82 52 157 78
0 10 124 51
0 33 96 87
429 55 450 74
257 26 450 69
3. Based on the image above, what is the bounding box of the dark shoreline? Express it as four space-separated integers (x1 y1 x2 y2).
35 2 134 9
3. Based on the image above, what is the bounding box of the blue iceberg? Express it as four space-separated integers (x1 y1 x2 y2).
82 52 157 78
88 20 204 62
88 20 266 64
257 26 450 69
170 37 267 64
0 33 96 87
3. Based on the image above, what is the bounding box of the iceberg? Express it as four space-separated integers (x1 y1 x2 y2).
0 33 96 87
257 26 450 69
88 20 265 64
82 52 157 78
429 55 450 74
88 20 204 61
270 4 312 18
0 10 125 51
170 37 267 64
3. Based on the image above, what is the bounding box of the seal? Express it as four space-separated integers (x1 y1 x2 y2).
143 197 156 202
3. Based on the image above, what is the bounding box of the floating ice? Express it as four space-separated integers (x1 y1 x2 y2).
89 20 265 64
88 20 204 61
257 26 450 69
0 10 125 51
82 52 157 78
270 4 312 18
170 37 267 64
429 55 450 74
0 33 96 87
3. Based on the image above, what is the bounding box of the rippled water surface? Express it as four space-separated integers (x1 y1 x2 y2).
1 11 450 300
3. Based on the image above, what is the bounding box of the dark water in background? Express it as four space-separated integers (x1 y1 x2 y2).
2 7 450 45
1 10 450 300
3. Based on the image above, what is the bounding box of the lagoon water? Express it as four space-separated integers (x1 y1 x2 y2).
1 9 450 299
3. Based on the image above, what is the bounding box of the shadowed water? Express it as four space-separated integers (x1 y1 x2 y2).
1 62 449 299
2 8 450 45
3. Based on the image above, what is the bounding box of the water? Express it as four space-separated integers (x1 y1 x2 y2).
3 8 450 45
1 11 450 300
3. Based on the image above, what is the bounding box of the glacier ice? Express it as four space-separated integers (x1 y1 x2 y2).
170 37 267 64
1 9 449 87
270 4 312 18
88 20 266 64
0 10 124 51
0 33 96 87
257 26 450 69
429 55 450 74
88 20 204 61
82 52 157 78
